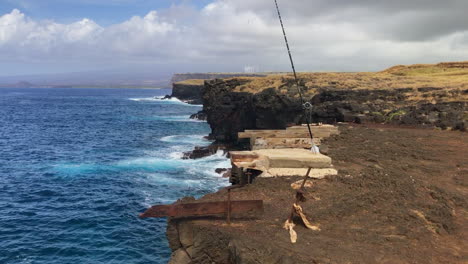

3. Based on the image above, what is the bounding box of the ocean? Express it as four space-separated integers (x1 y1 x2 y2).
0 88 230 264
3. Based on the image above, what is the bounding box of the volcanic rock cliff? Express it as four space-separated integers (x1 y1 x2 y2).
170 80 205 105
171 73 268 83
170 73 274 105
202 62 468 143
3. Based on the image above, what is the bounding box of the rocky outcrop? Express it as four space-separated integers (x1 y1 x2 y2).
189 111 207 121
181 144 228 159
171 73 267 84
166 218 303 263
203 79 303 142
170 73 271 105
166 219 232 264
171 82 205 105
202 78 467 143
310 88 467 130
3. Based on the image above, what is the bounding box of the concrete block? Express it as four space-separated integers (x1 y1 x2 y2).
260 168 338 178
255 149 332 168
251 137 321 150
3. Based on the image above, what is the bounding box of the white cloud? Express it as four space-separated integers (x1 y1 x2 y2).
1 0 468 75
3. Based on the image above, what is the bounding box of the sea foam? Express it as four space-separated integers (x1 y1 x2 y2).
129 96 202 107
160 134 211 145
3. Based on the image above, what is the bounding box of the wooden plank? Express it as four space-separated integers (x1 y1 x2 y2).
139 200 263 218
239 126 338 139
239 131 331 139
251 137 322 150
230 151 260 163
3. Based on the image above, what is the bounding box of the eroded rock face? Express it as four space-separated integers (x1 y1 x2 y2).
182 145 227 159
166 220 232 264
166 219 301 264
202 79 467 143
189 111 207 121
203 79 303 142
171 83 204 105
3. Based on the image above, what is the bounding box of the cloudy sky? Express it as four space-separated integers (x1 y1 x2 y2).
1 0 468 76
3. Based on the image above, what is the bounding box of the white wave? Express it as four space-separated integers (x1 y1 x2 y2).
116 150 228 172
128 96 202 107
169 151 184 159
152 115 205 123
160 135 212 145
141 190 175 207
119 150 230 191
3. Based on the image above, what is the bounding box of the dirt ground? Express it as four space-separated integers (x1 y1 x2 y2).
175 124 467 263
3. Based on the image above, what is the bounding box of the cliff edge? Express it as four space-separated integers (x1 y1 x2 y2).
201 62 467 142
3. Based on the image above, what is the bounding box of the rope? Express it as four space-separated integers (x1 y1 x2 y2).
274 0 316 145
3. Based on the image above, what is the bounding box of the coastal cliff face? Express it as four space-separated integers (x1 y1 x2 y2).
203 79 303 142
170 73 272 105
171 73 267 84
202 64 468 143
171 80 205 104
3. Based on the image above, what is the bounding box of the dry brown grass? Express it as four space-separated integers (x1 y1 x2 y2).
175 79 206 85
228 62 468 98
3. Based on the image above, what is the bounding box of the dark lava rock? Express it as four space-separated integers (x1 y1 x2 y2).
203 79 303 142
171 82 204 105
182 144 227 159
190 111 207 121
215 168 228 174
182 147 213 159
201 78 467 144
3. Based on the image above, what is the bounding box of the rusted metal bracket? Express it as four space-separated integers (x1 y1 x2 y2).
140 184 263 224
139 199 262 219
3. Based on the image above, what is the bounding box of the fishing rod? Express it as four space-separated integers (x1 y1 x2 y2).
274 0 317 151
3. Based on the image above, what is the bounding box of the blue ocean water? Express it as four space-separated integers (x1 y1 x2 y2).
0 88 229 264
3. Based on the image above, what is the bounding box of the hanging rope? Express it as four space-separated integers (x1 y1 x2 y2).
274 0 316 150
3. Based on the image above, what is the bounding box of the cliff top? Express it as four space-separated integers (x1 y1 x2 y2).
174 79 205 85
224 61 468 96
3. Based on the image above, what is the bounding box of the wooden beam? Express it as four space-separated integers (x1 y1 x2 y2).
139 200 263 218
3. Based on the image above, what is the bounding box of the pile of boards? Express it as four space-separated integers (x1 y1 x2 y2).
238 124 339 150
229 124 340 184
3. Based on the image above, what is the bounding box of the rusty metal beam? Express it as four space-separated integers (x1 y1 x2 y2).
139 200 263 219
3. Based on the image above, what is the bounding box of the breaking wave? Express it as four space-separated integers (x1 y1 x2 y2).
129 96 202 107
160 135 211 145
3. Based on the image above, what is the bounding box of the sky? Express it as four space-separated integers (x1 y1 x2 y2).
1 0 468 76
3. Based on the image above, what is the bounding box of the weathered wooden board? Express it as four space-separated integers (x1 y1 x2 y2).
239 130 331 139
251 137 322 150
239 125 339 140
140 200 263 218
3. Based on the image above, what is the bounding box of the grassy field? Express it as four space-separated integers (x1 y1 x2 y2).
174 79 206 85
227 62 468 97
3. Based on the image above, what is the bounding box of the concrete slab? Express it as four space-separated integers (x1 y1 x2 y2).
239 130 332 139
254 149 332 168
260 168 338 178
251 137 321 150
286 124 340 135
